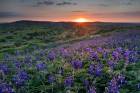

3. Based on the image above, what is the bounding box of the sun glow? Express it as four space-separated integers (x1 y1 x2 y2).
74 18 89 23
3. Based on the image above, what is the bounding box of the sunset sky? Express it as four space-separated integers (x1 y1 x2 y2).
0 0 140 23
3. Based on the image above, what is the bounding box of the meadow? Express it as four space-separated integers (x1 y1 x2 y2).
0 21 140 93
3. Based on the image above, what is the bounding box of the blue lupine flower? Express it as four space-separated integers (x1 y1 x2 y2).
12 71 29 86
107 78 119 93
47 51 56 61
64 76 74 87
48 75 55 83
88 64 95 75
90 51 98 61
0 64 9 74
14 60 21 69
12 77 25 87
83 79 89 87
35 56 41 61
85 47 93 53
116 47 123 53
40 50 45 56
103 51 108 59
107 75 125 93
97 47 103 53
108 60 116 69
117 75 126 85
128 54 138 63
36 62 46 71
18 71 29 80
112 51 119 60
71 60 83 69
124 50 131 58
60 48 70 58
24 55 32 63
0 83 14 93
95 66 102 76
88 86 96 93
88 64 103 76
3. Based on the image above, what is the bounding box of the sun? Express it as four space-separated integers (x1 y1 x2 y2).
74 18 89 23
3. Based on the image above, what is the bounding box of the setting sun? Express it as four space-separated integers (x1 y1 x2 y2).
74 18 89 22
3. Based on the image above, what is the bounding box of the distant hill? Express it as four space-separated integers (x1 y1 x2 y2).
1 20 140 26
0 20 140 53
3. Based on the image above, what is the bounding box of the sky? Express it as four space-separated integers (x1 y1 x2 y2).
0 0 140 23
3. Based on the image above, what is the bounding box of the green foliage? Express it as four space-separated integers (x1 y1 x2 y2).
0 21 140 55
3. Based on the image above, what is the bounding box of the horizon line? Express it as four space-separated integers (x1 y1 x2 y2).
0 20 140 24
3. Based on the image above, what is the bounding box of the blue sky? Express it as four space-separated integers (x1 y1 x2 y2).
0 0 140 22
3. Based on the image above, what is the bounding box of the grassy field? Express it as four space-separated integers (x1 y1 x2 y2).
0 21 140 93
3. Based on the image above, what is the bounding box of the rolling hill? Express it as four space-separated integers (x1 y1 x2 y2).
0 20 140 53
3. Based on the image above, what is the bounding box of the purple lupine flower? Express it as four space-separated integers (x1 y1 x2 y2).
71 60 83 69
108 60 116 69
128 52 138 63
12 76 25 87
88 64 95 75
85 47 93 53
83 79 90 87
107 75 126 93
124 50 131 58
97 47 103 53
0 64 9 74
12 71 29 86
18 71 29 80
14 60 21 69
116 47 123 53
128 57 134 63
47 51 56 61
103 51 108 59
95 66 102 76
24 55 32 63
107 77 119 93
48 75 55 83
117 75 126 85
60 48 70 58
35 56 41 61
0 83 14 93
90 51 98 61
40 50 45 56
64 76 74 87
36 62 46 71
88 86 96 93
112 51 119 60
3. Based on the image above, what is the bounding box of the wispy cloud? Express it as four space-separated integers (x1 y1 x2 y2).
33 0 77 7
33 0 55 7
56 1 77 6
0 12 23 18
